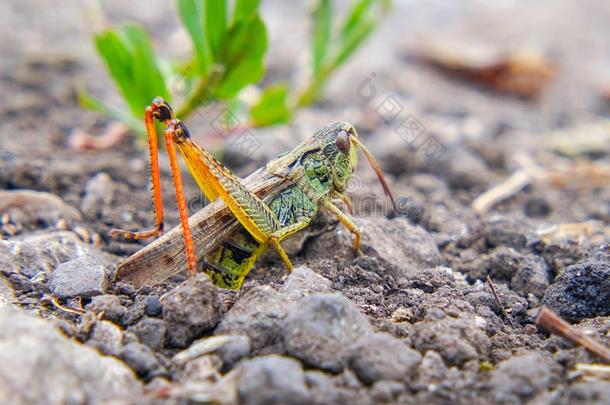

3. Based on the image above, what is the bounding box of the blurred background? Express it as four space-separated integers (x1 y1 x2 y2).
1 0 609 246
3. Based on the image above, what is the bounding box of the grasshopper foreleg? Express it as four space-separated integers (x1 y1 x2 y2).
324 199 362 255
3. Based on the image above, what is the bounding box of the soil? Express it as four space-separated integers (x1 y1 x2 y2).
0 1 609 404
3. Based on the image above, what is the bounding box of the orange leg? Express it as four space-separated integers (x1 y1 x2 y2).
164 125 197 275
110 106 165 240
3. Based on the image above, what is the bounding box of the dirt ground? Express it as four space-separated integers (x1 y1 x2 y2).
0 1 609 404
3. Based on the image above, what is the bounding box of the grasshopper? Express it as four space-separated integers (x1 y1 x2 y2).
111 97 396 290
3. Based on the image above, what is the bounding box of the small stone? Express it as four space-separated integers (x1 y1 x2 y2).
279 265 332 300
0 275 15 308
49 256 109 299
0 231 113 278
484 217 528 250
0 307 140 403
488 353 555 404
349 333 421 384
357 217 442 281
86 294 127 324
128 318 166 351
87 320 123 356
80 173 115 219
524 197 551 217
412 315 491 366
370 380 406 403
542 249 610 321
0 190 82 227
236 355 310 405
144 295 162 317
565 381 610 405
121 342 162 379
162 274 222 348
282 293 372 372
216 335 251 371
417 350 448 385
510 254 549 299
216 286 290 354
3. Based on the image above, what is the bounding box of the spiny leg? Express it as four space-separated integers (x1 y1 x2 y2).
110 98 173 240
267 217 313 273
164 124 197 275
324 199 362 254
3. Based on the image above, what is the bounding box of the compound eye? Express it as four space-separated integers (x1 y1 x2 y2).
336 130 350 155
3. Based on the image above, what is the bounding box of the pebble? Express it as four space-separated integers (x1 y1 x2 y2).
162 274 222 348
144 295 162 317
80 173 115 219
282 293 372 372
412 314 491 366
121 342 163 379
49 256 109 299
0 307 140 403
542 249 610 321
349 332 422 384
216 286 290 354
86 320 123 356
128 318 166 351
86 294 127 324
236 355 310 405
357 217 442 281
488 352 555 404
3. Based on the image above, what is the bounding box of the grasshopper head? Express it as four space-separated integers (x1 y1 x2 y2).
322 122 359 193
323 122 397 213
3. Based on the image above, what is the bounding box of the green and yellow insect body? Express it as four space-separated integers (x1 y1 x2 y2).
203 122 358 289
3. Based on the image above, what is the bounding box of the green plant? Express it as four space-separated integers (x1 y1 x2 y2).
81 0 390 137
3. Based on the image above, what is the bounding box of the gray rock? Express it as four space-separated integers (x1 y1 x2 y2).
87 320 123 356
86 294 127 324
163 274 222 348
216 335 251 370
510 254 549 299
349 333 422 384
0 307 140 403
542 250 610 321
417 350 448 386
279 265 332 300
121 342 162 378
216 286 290 354
144 295 162 317
370 380 406 403
0 189 82 226
483 216 528 250
49 255 109 299
565 381 610 405
488 353 555 404
358 217 442 281
237 355 310 405
80 172 115 218
443 147 491 190
128 318 166 351
0 274 15 307
0 231 112 278
282 293 372 372
412 315 490 366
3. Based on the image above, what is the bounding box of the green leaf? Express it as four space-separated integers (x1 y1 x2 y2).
233 0 260 23
206 0 227 58
178 0 212 75
332 18 376 69
249 84 292 126
77 87 144 133
94 30 139 114
312 0 331 76
122 25 170 108
214 16 267 99
340 0 373 40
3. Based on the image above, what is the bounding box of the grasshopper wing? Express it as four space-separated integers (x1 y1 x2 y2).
114 168 290 288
